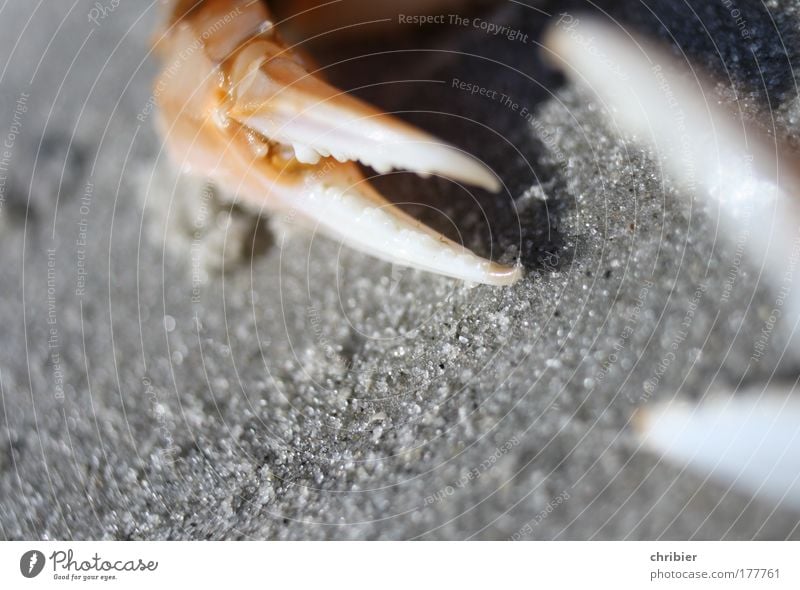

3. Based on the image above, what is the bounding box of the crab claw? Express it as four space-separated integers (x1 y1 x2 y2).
276 167 520 285
635 390 800 510
224 39 501 191
542 16 800 323
154 0 519 286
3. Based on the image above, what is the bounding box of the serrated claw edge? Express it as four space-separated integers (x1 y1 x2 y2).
153 0 518 286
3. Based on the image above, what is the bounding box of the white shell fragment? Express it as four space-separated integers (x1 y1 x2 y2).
635 390 800 510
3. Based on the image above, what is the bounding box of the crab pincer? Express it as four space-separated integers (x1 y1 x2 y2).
153 0 521 286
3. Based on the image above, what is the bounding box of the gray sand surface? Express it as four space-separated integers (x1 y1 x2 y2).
1 0 799 539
